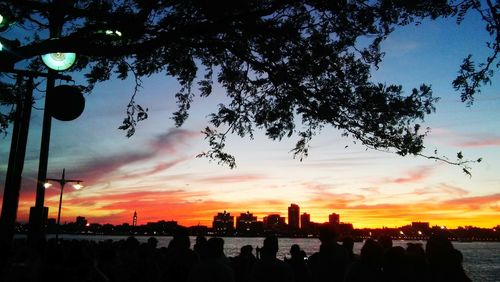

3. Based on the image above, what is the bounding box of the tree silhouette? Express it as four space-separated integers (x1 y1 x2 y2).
0 0 493 172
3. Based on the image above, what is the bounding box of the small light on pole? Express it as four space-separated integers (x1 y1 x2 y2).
73 182 83 190
45 168 83 240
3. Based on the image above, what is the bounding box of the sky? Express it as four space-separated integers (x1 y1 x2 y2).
1 11 499 229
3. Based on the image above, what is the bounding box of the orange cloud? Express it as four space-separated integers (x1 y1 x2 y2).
22 189 292 227
304 193 500 228
7 178 499 229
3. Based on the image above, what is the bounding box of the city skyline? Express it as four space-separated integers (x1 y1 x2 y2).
44 205 498 231
1 9 500 229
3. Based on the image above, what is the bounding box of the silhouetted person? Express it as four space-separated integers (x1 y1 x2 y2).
188 237 234 282
382 246 410 282
406 243 427 282
308 224 348 282
344 239 383 282
231 245 256 282
148 236 159 249
376 235 392 250
193 235 208 260
162 227 199 282
249 236 294 282
426 234 471 282
286 244 311 282
342 237 359 266
95 239 120 282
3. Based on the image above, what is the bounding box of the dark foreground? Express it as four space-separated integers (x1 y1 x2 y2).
1 227 471 282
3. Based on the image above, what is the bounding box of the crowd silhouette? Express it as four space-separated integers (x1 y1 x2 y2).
0 225 471 282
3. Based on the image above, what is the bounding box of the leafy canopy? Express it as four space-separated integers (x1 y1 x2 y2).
1 0 495 173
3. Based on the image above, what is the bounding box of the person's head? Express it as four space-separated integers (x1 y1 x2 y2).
318 224 339 245
290 244 301 258
125 236 140 249
406 242 425 257
147 237 158 248
240 244 253 256
196 235 207 245
360 239 383 264
207 237 225 258
170 227 190 250
377 235 393 250
342 237 354 253
262 236 279 257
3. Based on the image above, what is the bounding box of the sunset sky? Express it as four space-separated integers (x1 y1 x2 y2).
1 12 499 229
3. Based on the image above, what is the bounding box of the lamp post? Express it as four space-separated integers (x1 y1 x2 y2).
44 168 82 240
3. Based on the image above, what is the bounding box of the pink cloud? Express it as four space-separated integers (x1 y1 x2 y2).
195 174 266 184
458 138 500 148
437 184 469 197
413 184 469 197
66 128 200 184
76 152 153 182
150 128 201 153
433 129 500 148
382 166 434 184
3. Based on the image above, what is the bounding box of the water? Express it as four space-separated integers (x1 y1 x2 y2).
45 234 500 281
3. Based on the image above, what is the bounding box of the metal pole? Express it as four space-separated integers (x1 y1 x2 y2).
28 0 65 243
35 72 55 208
0 76 34 261
55 169 65 241
27 72 54 245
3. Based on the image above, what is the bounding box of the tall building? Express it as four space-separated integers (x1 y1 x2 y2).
236 211 257 232
133 211 137 227
288 203 300 230
301 213 311 230
213 211 234 234
329 213 340 225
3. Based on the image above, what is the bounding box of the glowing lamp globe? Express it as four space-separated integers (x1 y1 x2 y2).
0 13 8 32
41 52 76 71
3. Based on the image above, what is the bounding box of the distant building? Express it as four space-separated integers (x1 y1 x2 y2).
329 213 340 225
301 213 311 230
75 216 87 227
213 211 234 234
133 211 137 226
145 220 178 235
412 221 430 230
263 214 287 232
338 222 354 234
236 211 258 232
189 225 209 236
288 204 300 230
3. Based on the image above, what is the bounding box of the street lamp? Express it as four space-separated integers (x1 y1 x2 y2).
44 168 82 240
41 52 77 71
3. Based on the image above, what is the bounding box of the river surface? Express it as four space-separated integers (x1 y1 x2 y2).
46 235 500 282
